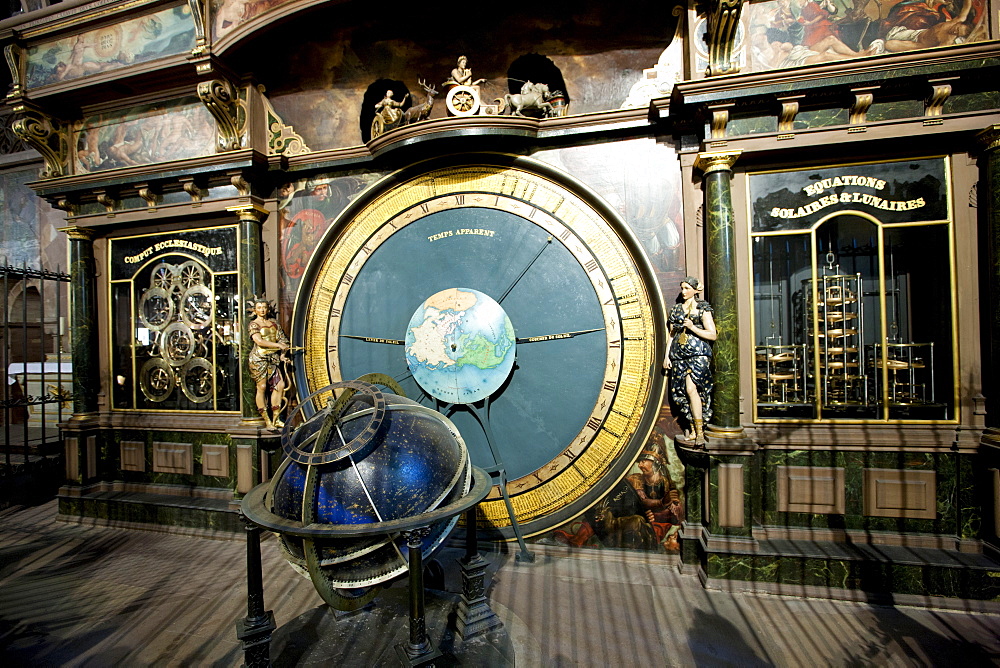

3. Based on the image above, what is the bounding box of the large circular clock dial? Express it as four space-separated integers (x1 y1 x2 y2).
294 158 665 538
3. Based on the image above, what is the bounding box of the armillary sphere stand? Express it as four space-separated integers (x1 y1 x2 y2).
238 465 495 667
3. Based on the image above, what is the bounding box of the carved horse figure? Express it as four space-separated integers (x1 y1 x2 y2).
403 79 438 125
500 81 554 117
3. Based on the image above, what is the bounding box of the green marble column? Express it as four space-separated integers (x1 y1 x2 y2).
230 204 269 424
978 126 1000 436
695 151 745 440
64 226 99 419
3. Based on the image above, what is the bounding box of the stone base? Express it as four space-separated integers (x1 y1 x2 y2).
57 482 242 536
688 530 1000 609
269 587 528 666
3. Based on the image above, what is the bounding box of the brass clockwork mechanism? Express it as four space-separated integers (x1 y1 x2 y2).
294 158 665 538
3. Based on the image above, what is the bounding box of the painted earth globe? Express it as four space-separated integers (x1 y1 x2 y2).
405 287 516 404
265 379 471 610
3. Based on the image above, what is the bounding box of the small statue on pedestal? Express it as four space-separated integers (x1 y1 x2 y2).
664 277 716 446
247 297 291 430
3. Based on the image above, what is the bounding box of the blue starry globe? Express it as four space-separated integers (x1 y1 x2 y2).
266 380 471 610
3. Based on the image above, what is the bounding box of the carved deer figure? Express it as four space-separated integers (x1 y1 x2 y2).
403 79 438 125
593 499 658 550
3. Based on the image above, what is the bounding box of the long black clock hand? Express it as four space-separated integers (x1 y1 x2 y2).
498 236 552 303
515 327 605 344
340 334 405 345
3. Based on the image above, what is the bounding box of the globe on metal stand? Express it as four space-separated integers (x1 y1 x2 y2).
237 379 495 665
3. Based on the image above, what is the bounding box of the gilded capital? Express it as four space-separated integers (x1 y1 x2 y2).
696 150 742 175
976 124 1000 153
59 226 97 241
226 203 270 223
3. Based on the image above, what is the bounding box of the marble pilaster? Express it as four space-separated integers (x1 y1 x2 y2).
229 203 269 423
695 151 746 442
62 226 99 420
977 125 1000 438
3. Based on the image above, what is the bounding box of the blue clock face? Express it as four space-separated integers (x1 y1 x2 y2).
296 161 665 538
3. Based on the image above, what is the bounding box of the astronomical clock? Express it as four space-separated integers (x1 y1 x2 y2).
293 156 666 538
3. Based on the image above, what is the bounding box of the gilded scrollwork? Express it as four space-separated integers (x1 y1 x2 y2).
11 104 68 178
705 0 745 77
259 86 310 156
4 44 25 100
188 0 208 56
197 78 246 151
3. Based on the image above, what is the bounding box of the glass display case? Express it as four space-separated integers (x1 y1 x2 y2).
109 226 240 411
751 217 953 422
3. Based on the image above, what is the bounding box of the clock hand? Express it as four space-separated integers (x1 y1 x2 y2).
515 327 605 344
498 236 552 304
340 334 405 345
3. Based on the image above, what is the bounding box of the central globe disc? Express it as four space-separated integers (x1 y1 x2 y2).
405 287 516 404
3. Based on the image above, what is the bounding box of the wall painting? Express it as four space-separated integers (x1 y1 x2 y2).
75 98 216 173
747 0 989 72
26 5 196 87
0 169 64 272
534 139 688 553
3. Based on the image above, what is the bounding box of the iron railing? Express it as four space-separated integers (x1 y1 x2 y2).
1 260 70 473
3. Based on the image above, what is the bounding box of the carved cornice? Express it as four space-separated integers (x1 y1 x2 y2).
976 125 1000 153
11 103 67 178
705 0 744 77
197 78 246 151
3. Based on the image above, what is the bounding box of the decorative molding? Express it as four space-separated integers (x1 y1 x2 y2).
137 184 159 208
11 104 67 178
863 468 937 520
708 103 733 139
152 441 194 475
705 0 744 77
776 466 845 515
181 177 204 202
94 189 116 213
976 124 1000 152
925 77 958 117
849 86 878 125
259 85 310 156
230 172 251 196
120 440 146 472
776 95 804 132
718 463 744 528
188 0 208 56
4 43 25 100
197 78 245 151
202 443 229 478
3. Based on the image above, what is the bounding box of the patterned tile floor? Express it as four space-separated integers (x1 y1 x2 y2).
2 501 999 667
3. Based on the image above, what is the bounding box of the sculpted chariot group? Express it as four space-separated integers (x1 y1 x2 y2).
371 55 566 139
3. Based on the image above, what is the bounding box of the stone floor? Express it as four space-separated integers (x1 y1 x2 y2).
2 500 1000 667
